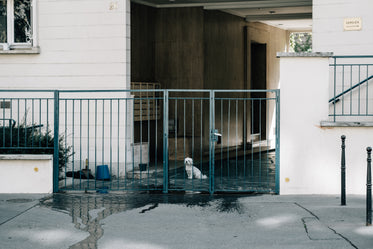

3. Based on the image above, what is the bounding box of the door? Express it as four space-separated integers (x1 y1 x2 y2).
251 43 267 139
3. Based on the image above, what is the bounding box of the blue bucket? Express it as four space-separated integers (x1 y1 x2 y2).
139 163 147 171
96 165 110 181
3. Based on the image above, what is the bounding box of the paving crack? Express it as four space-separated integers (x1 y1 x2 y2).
295 202 359 248
140 203 159 214
328 225 359 249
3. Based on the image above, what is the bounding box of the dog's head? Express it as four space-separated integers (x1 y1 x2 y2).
184 157 193 166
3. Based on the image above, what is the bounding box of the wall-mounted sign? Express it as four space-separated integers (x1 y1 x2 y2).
344 17 362 31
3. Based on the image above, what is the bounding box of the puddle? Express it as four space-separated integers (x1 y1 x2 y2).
40 192 257 248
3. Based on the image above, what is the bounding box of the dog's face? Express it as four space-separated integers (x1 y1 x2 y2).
184 157 193 166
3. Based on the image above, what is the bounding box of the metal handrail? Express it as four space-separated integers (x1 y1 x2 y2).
329 74 373 103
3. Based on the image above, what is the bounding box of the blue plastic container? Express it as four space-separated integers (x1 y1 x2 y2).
139 163 147 171
96 165 110 180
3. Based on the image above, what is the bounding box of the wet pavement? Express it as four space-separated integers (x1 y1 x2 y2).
1 193 373 249
60 151 277 194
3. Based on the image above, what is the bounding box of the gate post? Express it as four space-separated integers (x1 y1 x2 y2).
275 90 280 194
53 90 60 193
341 135 346 206
209 90 215 194
163 90 169 193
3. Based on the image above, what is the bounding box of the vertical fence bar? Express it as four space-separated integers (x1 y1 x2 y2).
17 99 20 148
87 100 90 190
200 98 203 185
366 65 369 115
110 99 113 189
259 98 262 183
174 99 177 182
367 147 372 226
79 99 82 189
220 99 223 186
227 99 230 178
341 135 346 206
46 99 49 148
31 99 34 147
251 98 254 178
235 99 238 181
350 65 353 115
125 98 128 188
183 99 186 180
209 90 215 194
358 65 361 115
64 100 67 189
243 99 246 180
53 91 60 193
333 57 337 122
163 90 169 193
2 98 5 147
39 99 41 147
95 100 97 189
9 99 13 149
24 99 27 147
117 99 120 189
147 95 150 188
102 100 105 167
155 94 158 187
72 100 75 189
131 96 135 183
342 66 344 115
192 99 194 160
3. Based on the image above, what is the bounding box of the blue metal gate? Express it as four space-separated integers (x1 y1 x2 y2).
0 89 280 194
166 90 280 194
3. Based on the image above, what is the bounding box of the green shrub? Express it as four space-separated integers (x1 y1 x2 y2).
0 123 72 172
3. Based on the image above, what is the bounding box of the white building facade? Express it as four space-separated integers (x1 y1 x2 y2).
1 0 373 194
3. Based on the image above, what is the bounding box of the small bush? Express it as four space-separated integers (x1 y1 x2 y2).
0 123 72 172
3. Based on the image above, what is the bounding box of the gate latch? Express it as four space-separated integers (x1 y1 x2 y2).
211 129 222 144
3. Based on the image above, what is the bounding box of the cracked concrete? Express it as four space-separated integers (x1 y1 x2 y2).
0 194 372 249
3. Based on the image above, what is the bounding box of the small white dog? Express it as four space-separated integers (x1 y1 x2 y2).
184 157 207 179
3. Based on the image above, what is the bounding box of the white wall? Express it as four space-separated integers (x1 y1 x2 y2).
280 54 373 195
0 155 53 193
0 0 130 90
0 1 134 181
313 0 373 55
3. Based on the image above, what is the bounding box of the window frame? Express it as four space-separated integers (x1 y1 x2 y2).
1 0 38 51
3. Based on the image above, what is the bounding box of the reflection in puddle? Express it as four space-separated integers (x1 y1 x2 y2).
41 192 256 248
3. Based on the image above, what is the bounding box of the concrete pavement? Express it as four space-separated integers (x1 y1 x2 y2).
0 193 372 249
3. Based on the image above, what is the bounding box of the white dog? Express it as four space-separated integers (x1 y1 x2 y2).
184 157 207 179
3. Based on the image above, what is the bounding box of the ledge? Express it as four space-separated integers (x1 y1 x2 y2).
320 121 373 127
277 52 333 58
0 47 40 54
0 154 53 160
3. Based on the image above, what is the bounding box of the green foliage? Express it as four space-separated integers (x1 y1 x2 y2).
0 123 72 172
290 32 312 53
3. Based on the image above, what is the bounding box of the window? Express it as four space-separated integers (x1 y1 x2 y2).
0 0 37 50
289 32 312 53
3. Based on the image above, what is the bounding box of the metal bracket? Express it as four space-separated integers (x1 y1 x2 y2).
211 129 222 143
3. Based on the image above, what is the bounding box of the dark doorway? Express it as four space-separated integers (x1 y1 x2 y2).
251 42 267 139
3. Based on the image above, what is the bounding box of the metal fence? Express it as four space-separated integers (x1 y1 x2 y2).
0 89 280 194
329 56 373 122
